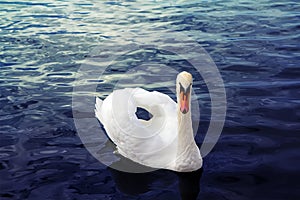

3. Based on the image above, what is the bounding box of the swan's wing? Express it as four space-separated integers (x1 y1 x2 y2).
95 88 179 169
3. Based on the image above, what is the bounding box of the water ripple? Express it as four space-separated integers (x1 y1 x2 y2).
0 0 299 199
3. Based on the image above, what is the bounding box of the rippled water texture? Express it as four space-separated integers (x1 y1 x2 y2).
0 0 300 199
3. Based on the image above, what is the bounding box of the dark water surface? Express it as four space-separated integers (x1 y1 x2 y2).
1 0 300 199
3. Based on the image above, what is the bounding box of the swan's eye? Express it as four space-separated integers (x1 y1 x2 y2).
179 82 191 94
186 84 192 94
179 82 184 93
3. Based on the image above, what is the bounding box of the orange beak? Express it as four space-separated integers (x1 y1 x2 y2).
180 90 189 114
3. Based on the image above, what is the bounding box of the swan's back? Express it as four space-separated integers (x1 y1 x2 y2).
95 88 179 169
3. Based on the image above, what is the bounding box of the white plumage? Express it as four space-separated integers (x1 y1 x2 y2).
95 72 202 172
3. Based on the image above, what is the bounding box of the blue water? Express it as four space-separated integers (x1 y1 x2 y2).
1 0 300 199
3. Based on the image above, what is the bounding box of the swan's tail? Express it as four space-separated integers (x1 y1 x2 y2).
95 97 104 122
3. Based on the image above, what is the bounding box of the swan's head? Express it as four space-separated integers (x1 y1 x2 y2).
176 71 193 114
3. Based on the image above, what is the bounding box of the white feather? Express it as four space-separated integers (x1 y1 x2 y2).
95 72 202 172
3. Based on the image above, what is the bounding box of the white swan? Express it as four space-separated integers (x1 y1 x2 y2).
95 71 202 172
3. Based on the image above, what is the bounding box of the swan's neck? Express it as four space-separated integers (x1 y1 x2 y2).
176 84 194 155
174 81 202 171
177 109 194 154
176 105 202 172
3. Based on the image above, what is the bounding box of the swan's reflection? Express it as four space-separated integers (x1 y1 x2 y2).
108 164 203 200
175 168 203 200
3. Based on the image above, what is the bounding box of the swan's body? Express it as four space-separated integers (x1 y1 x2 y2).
95 72 202 172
